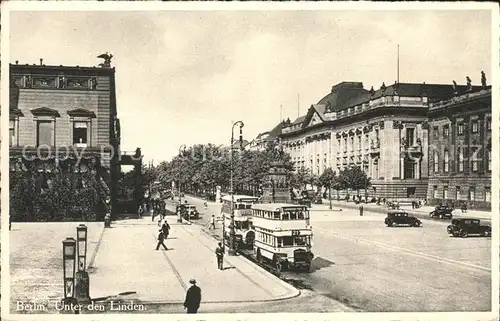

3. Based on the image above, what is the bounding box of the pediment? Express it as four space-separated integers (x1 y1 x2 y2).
67 108 97 118
31 107 60 117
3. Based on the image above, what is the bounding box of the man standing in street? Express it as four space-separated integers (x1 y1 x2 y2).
215 242 224 270
155 229 168 251
359 205 364 216
184 279 201 314
208 214 216 230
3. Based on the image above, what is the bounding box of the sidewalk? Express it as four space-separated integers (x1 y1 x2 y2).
89 218 299 305
319 199 491 220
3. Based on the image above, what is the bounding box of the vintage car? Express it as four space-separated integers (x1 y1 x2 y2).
384 210 422 227
176 204 199 220
447 218 491 237
429 205 453 219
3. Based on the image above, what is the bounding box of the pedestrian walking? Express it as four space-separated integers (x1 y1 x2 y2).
151 207 155 221
155 229 168 251
208 214 216 230
359 205 364 216
183 279 201 314
204 201 208 210
138 205 144 218
161 220 170 238
215 242 224 270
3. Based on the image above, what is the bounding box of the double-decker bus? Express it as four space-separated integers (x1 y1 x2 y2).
251 203 313 272
220 194 259 249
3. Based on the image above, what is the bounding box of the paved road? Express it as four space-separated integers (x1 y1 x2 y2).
182 195 491 312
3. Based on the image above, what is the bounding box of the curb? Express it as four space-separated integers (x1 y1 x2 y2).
197 226 301 302
87 223 106 271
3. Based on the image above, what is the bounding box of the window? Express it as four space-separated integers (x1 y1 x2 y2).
433 186 438 198
433 127 439 139
443 149 449 172
471 147 479 172
443 125 449 138
337 139 341 149
343 138 348 152
406 128 415 146
471 121 478 133
350 136 354 150
9 120 15 146
487 149 491 171
458 148 464 172
457 123 464 135
485 187 491 202
365 135 369 149
456 186 461 200
433 151 439 172
37 120 54 146
375 129 380 140
374 161 379 179
357 136 361 150
486 118 491 131
469 187 475 201
443 186 449 199
282 236 294 247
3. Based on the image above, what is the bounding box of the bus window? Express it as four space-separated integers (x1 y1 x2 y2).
246 204 252 209
282 212 290 220
241 221 249 230
289 210 297 220
277 237 282 247
282 236 293 246
273 212 280 219
294 236 308 246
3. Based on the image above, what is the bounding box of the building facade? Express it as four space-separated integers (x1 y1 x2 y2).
8 57 141 218
427 85 492 210
280 81 468 200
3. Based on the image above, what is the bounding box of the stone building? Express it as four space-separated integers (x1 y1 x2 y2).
9 56 142 219
280 81 465 200
427 78 491 210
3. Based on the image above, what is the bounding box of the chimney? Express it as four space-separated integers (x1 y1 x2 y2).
40 58 43 65
15 60 19 65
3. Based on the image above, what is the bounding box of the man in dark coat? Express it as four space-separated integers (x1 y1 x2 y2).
215 242 224 270
155 230 168 251
161 221 170 238
184 279 201 313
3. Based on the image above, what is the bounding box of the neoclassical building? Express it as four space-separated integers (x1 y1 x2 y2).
427 82 491 210
280 81 466 199
9 57 143 218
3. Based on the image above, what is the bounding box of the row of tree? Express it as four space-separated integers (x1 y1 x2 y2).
147 142 371 199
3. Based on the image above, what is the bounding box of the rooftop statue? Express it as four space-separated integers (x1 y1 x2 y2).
97 52 113 68
481 71 487 88
466 76 472 92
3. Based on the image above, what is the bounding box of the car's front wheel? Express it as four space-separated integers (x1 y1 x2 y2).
484 230 490 237
391 221 397 227
413 221 421 227
461 230 468 238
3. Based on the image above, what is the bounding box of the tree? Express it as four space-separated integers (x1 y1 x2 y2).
339 166 371 200
319 168 336 209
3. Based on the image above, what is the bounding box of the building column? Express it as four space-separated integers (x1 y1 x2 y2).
415 157 420 179
400 156 405 180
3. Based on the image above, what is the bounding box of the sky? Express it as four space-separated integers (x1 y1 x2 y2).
7 9 492 164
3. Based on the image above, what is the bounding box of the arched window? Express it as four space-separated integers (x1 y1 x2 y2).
433 151 439 172
458 148 464 172
443 149 449 172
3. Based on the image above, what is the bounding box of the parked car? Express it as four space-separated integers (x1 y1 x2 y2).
385 210 422 227
447 218 491 237
429 205 453 219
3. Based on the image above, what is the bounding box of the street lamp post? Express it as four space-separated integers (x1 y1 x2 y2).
229 120 244 256
75 224 91 304
62 237 79 314
177 144 186 223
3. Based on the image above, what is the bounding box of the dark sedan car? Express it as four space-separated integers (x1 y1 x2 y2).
385 210 422 227
447 218 491 237
429 205 453 219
